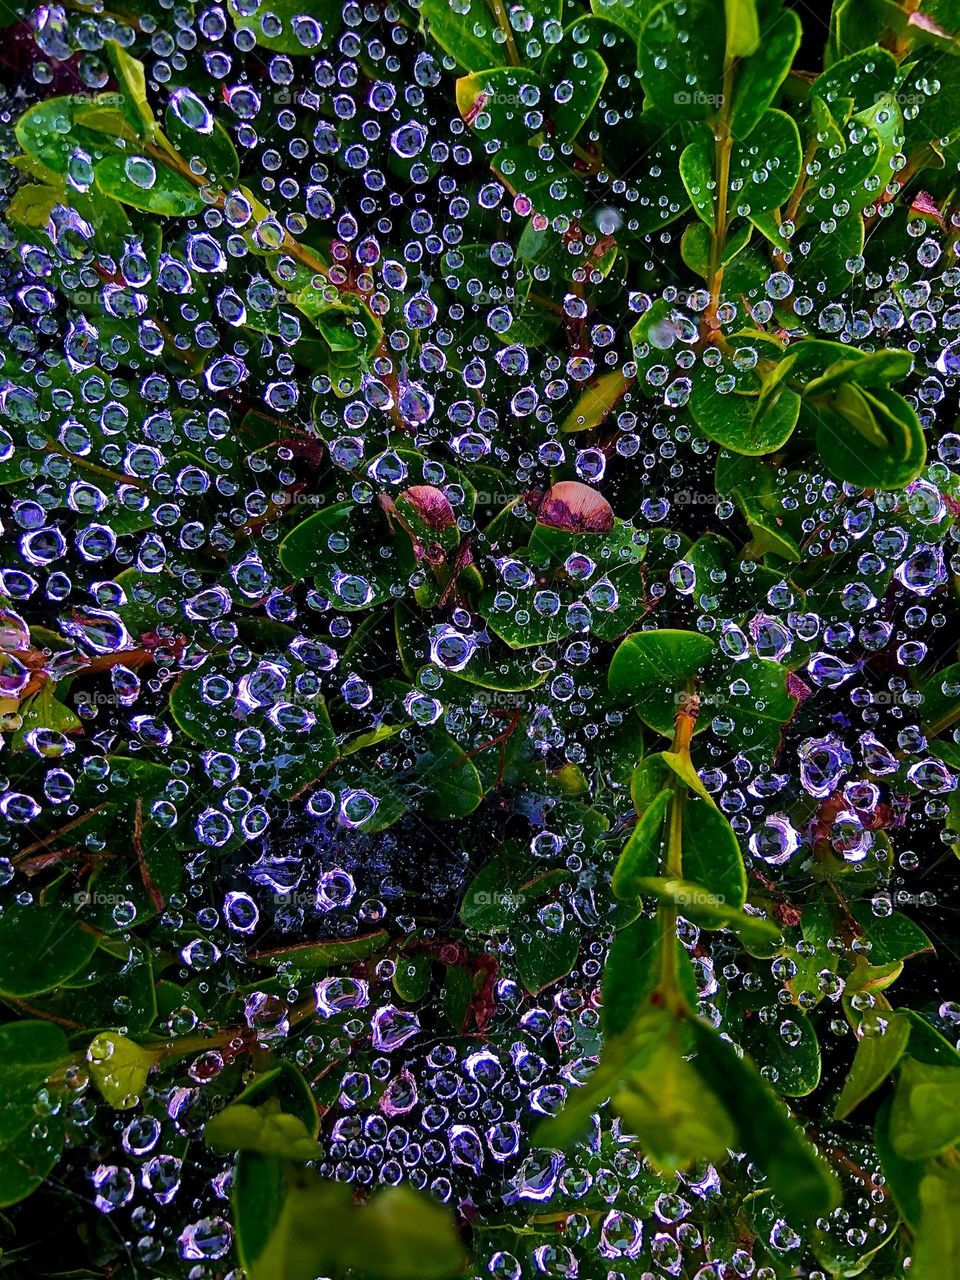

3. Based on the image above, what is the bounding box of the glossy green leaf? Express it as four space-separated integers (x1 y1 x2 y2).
86 1032 158 1110
835 1009 910 1119
95 153 206 216
0 897 99 998
874 1095 923 1229
251 930 390 971
640 0 726 120
690 373 800 455
515 911 579 994
848 905 934 964
723 0 759 60
911 1162 960 1280
688 1017 841 1221
461 844 569 933
730 7 801 137
0 1021 68 1207
612 1011 737 1175
681 792 747 908
632 876 781 945
227 0 339 54
612 788 672 898
607 629 716 733
418 0 505 70
679 140 715 228
163 106 239 190
205 1102 322 1160
104 40 157 136
602 914 698 1038
890 1057 960 1159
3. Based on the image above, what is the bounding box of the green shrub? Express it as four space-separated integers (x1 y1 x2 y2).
1 0 959 1275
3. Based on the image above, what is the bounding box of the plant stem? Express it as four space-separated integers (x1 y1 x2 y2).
704 63 737 340
487 0 520 66
657 690 699 1009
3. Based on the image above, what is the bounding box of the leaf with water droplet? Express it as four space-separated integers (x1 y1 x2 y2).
688 1016 840 1220
835 1008 910 1119
94 153 206 217
0 1021 68 1207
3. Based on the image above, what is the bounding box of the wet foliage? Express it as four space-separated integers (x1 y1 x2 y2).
1 0 960 1275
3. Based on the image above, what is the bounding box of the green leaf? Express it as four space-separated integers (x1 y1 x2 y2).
560 369 632 433
679 140 715 228
690 373 800 455
104 40 156 137
515 911 580 994
163 105 239 190
442 963 474 1032
812 384 928 489
461 844 569 933
602 915 698 1038
847 905 934 964
834 1009 910 1119
418 0 505 70
702 652 799 764
803 348 914 396
874 1095 923 1229
233 1062 319 1131
902 1009 960 1067
0 1021 68 1207
681 220 751 277
394 952 433 1002
551 49 608 143
890 1057 960 1159
611 788 672 898
911 1163 960 1280
339 1185 466 1279
205 1103 322 1160
607 629 716 733
640 0 726 120
86 1032 158 1110
227 0 340 54
234 1150 289 1277
730 7 801 137
29 943 157 1035
589 0 649 39
169 655 337 801
417 729 483 820
612 1010 737 1175
250 930 390 971
737 1003 821 1098
15 98 125 176
95 153 206 216
688 1017 841 1221
279 503 400 610
0 897 99 998
727 109 803 217
811 46 899 116
680 793 747 908
632 876 781 946
723 0 759 60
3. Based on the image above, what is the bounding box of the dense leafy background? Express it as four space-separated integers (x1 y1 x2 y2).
1 0 960 1276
